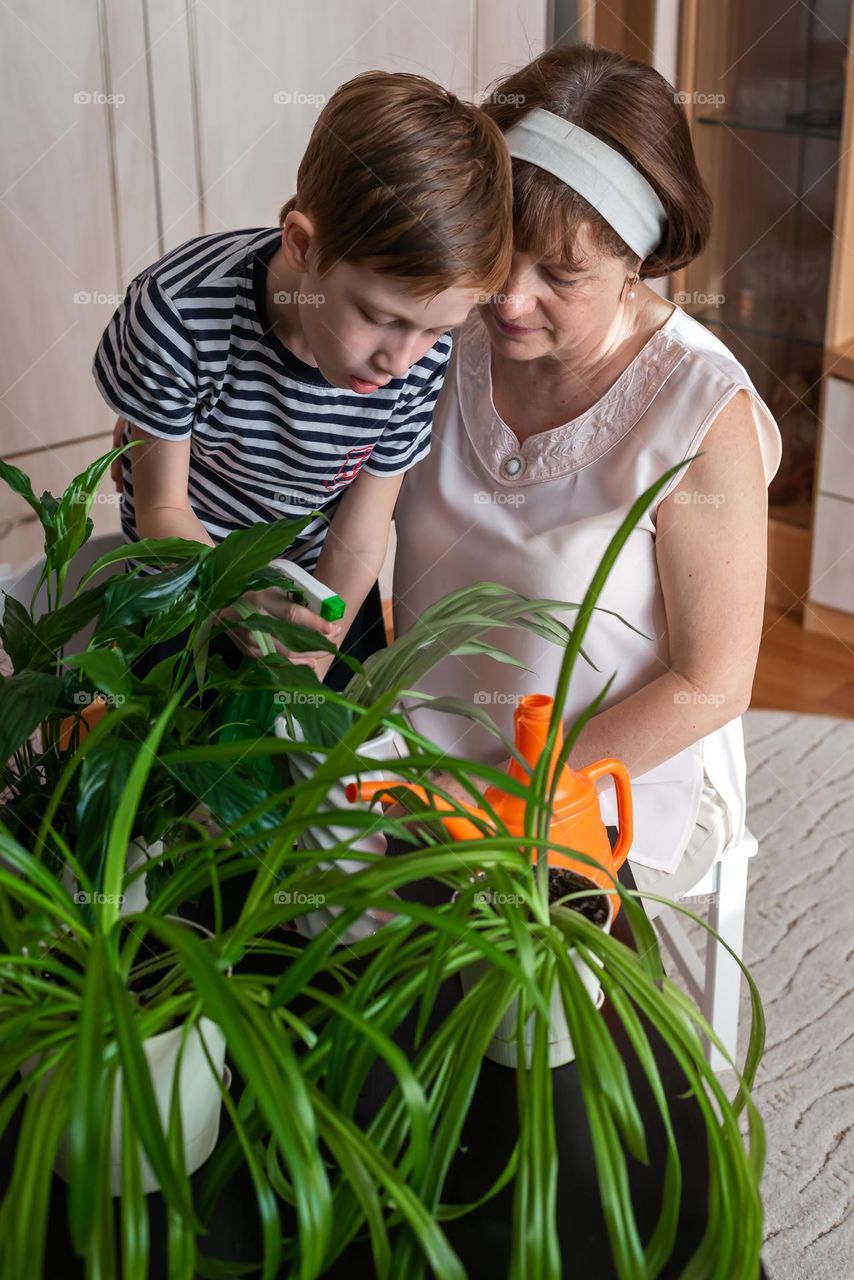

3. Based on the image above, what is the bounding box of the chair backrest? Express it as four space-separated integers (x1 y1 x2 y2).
1 532 126 651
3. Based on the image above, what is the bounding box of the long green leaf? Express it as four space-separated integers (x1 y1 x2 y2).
67 930 109 1250
103 960 202 1230
146 916 334 1279
120 1085 150 1280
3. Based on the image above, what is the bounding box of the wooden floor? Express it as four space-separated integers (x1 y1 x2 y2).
752 606 854 719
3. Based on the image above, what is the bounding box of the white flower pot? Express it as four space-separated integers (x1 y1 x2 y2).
21 917 230 1194
273 714 407 943
62 836 162 917
55 1020 229 1195
459 899 613 1068
121 836 160 914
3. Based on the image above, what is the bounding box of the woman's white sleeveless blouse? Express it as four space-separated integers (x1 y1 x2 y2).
393 306 782 873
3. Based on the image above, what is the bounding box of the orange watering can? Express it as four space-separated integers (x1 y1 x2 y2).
346 693 633 916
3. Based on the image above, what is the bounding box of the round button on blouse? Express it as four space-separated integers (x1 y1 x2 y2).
501 453 525 479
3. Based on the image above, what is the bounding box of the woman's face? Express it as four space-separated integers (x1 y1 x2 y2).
480 221 634 363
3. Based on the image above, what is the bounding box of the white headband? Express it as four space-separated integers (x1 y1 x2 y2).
503 108 667 260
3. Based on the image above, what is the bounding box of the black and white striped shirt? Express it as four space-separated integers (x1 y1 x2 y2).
93 227 451 571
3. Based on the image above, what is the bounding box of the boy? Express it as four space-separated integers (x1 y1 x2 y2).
94 71 511 688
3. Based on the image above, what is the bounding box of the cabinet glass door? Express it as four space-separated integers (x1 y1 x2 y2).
683 0 849 526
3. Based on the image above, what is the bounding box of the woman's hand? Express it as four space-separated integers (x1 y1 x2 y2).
431 772 472 805
432 758 510 805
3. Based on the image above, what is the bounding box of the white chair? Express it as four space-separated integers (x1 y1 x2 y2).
650 825 758 1073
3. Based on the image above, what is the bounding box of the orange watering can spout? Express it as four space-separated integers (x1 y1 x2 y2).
507 693 559 783
345 779 491 845
347 694 633 915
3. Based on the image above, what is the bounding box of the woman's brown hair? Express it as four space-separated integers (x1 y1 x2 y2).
279 71 512 299
482 44 712 278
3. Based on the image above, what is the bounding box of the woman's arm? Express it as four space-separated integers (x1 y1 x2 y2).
568 389 768 776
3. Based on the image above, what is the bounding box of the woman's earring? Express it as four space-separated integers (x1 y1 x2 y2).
627 271 639 300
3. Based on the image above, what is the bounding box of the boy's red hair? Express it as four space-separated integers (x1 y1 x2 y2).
279 71 512 299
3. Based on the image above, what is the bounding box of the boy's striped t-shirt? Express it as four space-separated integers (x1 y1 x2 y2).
92 227 452 571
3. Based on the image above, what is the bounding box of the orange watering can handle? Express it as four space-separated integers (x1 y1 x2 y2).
580 758 633 869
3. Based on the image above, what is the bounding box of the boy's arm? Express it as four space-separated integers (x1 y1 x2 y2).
94 279 335 657
310 337 451 658
306 340 450 679
129 424 342 659
129 424 214 546
309 469 404 677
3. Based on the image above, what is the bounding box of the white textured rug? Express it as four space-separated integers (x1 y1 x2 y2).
717 710 854 1279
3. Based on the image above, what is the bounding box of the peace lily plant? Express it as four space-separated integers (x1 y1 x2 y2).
0 448 765 1279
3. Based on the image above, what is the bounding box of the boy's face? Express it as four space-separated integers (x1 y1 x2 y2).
280 216 480 393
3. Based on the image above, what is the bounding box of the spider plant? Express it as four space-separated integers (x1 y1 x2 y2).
196 681 766 1280
261 457 767 1280
0 448 766 1279
0 704 765 1278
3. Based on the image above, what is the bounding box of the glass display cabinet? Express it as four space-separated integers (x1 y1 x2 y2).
675 0 853 612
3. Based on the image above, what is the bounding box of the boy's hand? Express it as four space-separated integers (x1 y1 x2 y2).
219 587 343 667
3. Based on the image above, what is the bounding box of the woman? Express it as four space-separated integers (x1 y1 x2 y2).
393 45 782 910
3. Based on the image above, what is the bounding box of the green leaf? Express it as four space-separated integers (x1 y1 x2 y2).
198 516 315 612
47 447 130 579
141 595 199 649
165 1026 198 1279
94 559 201 636
0 458 44 521
344 584 577 707
75 736 138 889
511 963 560 1280
271 669 354 749
98 691 187 930
78 536 210 589
39 490 59 524
7 1050 73 1278
531 458 699 852
120 1086 150 1280
195 1065 282 1280
0 593 36 672
169 760 282 839
31 581 110 664
147 916 333 1276
216 686 279 743
314 1090 465 1280
215 687 279 790
0 670 66 764
223 609 339 657
66 647 130 700
103 962 202 1230
67 931 109 1249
